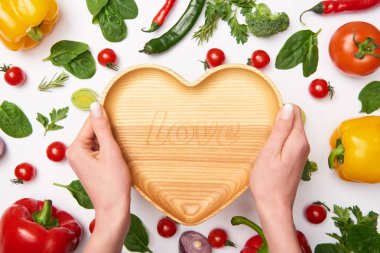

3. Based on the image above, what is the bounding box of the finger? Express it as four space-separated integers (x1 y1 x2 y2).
74 117 94 143
262 103 295 155
90 102 118 149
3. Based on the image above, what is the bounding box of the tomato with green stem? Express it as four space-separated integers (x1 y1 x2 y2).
11 163 36 184
305 201 330 224
208 228 236 248
309 79 334 99
46 141 66 162
205 48 225 69
157 217 177 238
1 65 26 86
98 48 118 71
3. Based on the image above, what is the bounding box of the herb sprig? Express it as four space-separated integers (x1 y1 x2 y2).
38 72 70 92
36 107 69 136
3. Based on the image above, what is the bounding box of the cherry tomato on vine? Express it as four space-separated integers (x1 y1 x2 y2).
1 65 26 86
208 228 235 248
249 50 270 69
305 202 329 224
309 79 334 99
12 163 36 184
206 48 225 68
89 219 96 233
46 141 66 162
157 217 177 238
98 48 118 71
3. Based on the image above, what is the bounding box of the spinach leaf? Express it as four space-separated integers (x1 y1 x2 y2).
53 180 94 209
109 0 138 19
64 51 96 79
124 214 153 253
358 81 380 114
98 5 127 42
0 101 32 138
303 35 319 77
347 225 380 253
86 0 108 18
314 244 347 253
44 40 89 66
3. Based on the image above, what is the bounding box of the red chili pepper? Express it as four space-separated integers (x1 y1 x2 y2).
0 198 82 253
142 0 176 33
300 0 380 24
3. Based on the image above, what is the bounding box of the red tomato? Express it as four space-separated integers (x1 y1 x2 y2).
46 141 66 162
329 21 380 76
308 79 334 99
157 217 177 238
14 163 36 183
3 66 26 86
250 50 270 69
305 203 328 224
206 48 225 68
98 48 118 71
89 219 96 233
208 228 234 248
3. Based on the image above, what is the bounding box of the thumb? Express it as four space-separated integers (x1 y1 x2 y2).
263 103 295 154
90 102 115 147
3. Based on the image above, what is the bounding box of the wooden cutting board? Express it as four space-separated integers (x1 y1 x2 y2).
101 64 282 225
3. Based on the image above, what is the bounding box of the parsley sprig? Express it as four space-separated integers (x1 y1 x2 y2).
36 107 69 136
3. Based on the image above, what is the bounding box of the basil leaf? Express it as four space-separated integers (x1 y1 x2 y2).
275 30 314 70
44 40 89 66
358 81 380 114
53 180 94 209
303 36 319 77
64 51 96 79
86 0 108 18
98 5 127 42
314 244 347 253
347 225 380 253
0 101 32 138
109 0 138 19
124 214 153 253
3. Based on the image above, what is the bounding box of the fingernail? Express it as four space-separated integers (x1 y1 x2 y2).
90 102 103 119
280 103 294 121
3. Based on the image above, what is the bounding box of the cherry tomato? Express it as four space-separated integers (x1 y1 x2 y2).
98 48 118 71
329 21 380 76
3 66 26 86
89 219 96 233
206 48 225 68
208 228 234 248
305 203 328 224
14 163 36 183
157 217 177 238
308 79 334 99
46 141 66 162
250 50 270 69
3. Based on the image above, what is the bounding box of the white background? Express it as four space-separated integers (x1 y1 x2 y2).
1 0 380 252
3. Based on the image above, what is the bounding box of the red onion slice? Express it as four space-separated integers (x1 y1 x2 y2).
0 137 5 159
179 231 212 253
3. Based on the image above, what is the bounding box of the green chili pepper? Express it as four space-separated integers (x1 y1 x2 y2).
139 0 206 55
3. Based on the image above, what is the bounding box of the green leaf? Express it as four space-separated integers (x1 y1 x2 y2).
64 51 96 79
109 0 138 19
86 0 109 17
44 40 89 66
98 5 127 42
230 0 256 8
50 107 69 124
301 159 318 181
53 180 94 209
358 81 380 114
315 244 347 253
228 14 248 44
124 214 153 253
303 35 319 77
46 124 64 131
36 113 49 128
349 206 378 230
0 101 33 138
37 107 69 136
347 225 380 253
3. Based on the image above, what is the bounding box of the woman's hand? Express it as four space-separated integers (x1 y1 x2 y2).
66 102 132 253
250 104 310 253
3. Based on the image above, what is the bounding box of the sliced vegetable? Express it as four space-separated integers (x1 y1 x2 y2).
53 180 94 209
142 0 176 32
179 231 212 253
359 81 380 114
46 141 66 162
71 88 98 111
36 107 69 136
11 162 37 184
0 137 5 159
38 72 70 92
0 101 33 138
157 217 177 238
124 214 153 253
1 65 26 86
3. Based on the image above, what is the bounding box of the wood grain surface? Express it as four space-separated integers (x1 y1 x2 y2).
101 64 282 225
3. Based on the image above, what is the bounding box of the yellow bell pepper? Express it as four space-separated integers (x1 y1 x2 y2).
0 0 59 51
329 116 380 183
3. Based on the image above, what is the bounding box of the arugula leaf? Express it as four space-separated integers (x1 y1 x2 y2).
36 107 69 136
54 180 94 209
228 13 248 44
358 81 380 114
0 101 33 138
124 214 153 253
302 159 318 181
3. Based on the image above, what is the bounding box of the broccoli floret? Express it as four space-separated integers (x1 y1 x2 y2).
246 3 290 38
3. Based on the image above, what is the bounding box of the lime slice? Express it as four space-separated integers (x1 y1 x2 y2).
71 88 98 110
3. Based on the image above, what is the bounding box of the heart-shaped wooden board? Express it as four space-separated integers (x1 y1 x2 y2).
101 64 282 225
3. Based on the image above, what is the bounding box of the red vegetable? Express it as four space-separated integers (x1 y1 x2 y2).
0 137 5 159
179 231 212 253
142 0 176 32
157 217 177 238
46 141 66 162
1 65 26 86
305 202 330 224
98 48 118 71
249 50 270 69
300 0 380 24
205 48 225 70
309 79 334 99
89 219 96 234
208 228 236 248
11 162 37 184
0 198 82 253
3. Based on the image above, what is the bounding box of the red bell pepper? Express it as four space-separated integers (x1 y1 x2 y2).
231 216 312 253
0 198 82 253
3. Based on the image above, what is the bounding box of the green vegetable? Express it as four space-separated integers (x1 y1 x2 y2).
98 5 127 42
71 88 98 110
124 214 153 253
38 72 69 92
275 29 321 77
109 0 138 19
140 0 206 55
0 101 32 138
228 13 248 44
53 180 94 209
86 0 108 18
36 107 69 136
347 225 380 253
358 81 380 114
245 3 289 38
302 159 318 181
43 40 89 66
64 51 96 79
